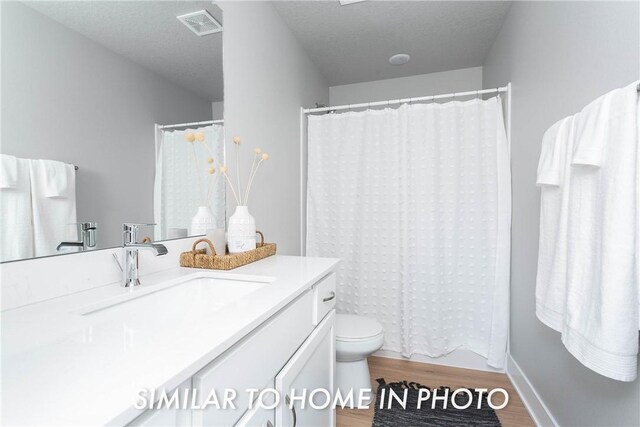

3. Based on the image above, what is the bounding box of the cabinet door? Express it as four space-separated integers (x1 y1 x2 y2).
275 311 335 427
234 405 275 427
235 385 276 427
192 291 314 426
235 394 275 427
127 379 192 427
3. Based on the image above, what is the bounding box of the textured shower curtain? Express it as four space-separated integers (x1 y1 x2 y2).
154 124 225 240
306 98 511 368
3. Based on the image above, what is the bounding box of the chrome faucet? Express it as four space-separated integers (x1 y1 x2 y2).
119 223 167 287
57 222 97 251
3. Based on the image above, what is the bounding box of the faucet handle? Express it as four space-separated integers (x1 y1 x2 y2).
68 222 98 234
122 223 156 245
122 223 155 228
77 221 97 230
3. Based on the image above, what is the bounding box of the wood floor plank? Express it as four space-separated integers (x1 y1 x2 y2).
336 356 535 427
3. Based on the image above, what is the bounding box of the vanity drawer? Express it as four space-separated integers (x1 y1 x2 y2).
191 290 313 426
312 273 336 325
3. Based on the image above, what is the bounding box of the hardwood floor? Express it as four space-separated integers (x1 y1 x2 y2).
336 356 534 427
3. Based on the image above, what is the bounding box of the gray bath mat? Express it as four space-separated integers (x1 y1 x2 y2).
372 379 502 427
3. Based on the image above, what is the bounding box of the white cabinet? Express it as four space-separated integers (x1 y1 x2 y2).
191 292 313 426
275 312 335 427
128 380 192 427
235 404 275 427
311 273 336 325
126 273 336 427
235 383 276 427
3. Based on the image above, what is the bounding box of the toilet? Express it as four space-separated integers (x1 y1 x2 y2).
335 314 384 405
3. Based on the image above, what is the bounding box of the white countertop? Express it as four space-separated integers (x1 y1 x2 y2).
1 255 339 426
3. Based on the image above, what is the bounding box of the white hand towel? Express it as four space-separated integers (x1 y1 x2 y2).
535 116 575 331
0 157 34 261
0 154 18 189
536 118 569 187
571 91 613 167
31 159 69 198
562 82 639 381
29 160 77 257
572 81 638 167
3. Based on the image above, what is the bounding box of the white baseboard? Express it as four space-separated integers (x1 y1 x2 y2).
505 353 558 427
374 349 505 373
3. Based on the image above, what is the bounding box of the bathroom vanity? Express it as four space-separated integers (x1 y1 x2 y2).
1 253 339 426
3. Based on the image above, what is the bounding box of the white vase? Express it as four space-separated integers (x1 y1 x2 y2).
227 205 256 253
190 206 216 238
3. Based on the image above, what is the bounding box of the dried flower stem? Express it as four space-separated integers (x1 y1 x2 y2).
205 175 210 206
220 138 269 207
244 159 265 206
235 144 241 205
206 174 213 205
190 144 204 205
243 152 260 204
222 172 241 205
202 140 212 153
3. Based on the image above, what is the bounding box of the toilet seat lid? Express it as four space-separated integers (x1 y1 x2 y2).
335 314 383 340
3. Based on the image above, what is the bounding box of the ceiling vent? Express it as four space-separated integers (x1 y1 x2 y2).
177 10 222 36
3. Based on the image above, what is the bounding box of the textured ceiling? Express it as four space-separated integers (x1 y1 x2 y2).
24 1 223 102
273 1 511 86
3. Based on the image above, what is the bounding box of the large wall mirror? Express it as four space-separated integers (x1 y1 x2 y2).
1 1 224 262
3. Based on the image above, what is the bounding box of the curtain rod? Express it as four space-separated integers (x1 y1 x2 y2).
158 119 224 130
303 86 509 114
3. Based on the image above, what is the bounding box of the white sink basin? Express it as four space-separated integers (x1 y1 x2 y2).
73 273 273 316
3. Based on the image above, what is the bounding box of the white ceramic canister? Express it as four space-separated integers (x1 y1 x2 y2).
190 206 216 237
227 205 256 253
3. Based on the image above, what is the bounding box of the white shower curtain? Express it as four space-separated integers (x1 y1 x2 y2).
306 98 511 368
154 124 225 240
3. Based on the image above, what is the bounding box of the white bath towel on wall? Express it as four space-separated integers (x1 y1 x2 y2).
30 158 70 198
29 160 78 257
0 157 34 261
571 88 617 167
307 97 511 368
0 154 18 189
536 81 639 382
563 82 639 382
535 117 575 330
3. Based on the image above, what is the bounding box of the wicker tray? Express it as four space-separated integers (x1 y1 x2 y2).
180 231 276 270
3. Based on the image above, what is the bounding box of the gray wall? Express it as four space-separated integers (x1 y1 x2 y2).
220 1 329 255
1 2 213 249
211 101 224 120
330 66 483 105
482 2 640 426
